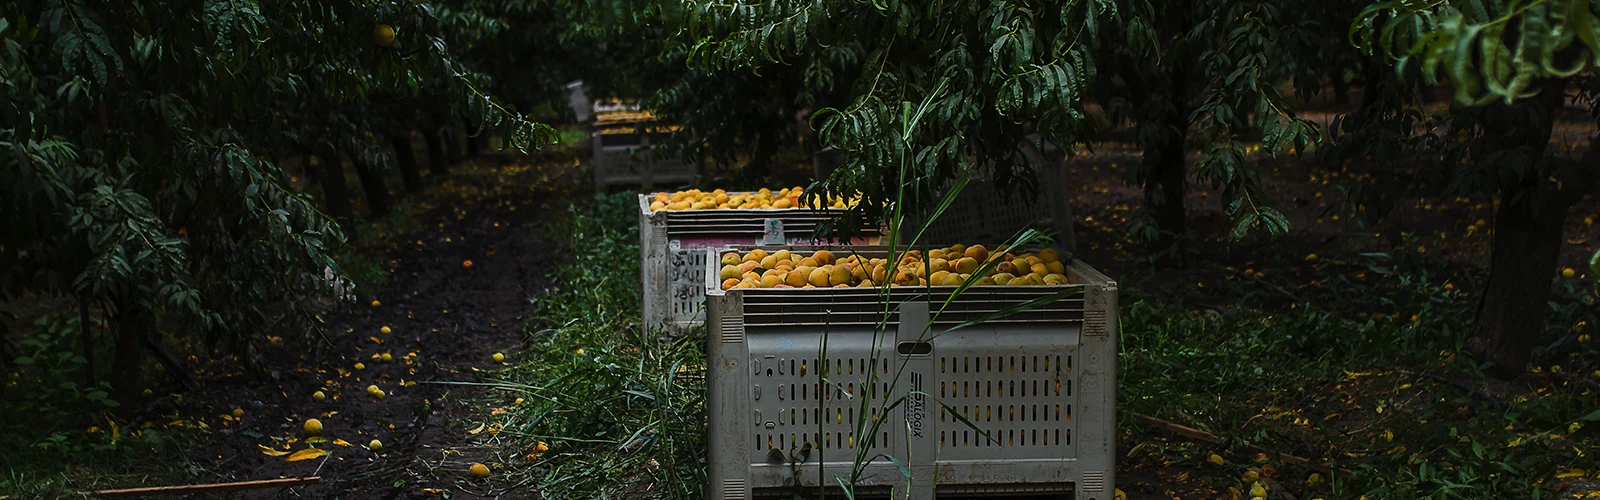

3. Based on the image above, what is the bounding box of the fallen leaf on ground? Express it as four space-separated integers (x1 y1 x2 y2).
287 448 330 462
332 438 353 447
258 444 291 457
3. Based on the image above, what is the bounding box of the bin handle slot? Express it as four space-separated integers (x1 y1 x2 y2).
896 341 933 356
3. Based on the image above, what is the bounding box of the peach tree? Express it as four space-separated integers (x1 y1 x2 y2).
669 0 1328 256
0 0 557 406
1355 0 1600 376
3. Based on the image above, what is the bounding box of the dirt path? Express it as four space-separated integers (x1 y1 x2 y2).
177 153 578 499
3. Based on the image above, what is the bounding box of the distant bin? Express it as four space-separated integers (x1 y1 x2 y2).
593 129 698 189
703 246 1117 500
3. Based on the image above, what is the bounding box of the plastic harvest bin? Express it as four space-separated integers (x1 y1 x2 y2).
593 128 697 189
703 246 1117 500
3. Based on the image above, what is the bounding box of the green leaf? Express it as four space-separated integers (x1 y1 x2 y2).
875 453 912 479
1229 213 1259 241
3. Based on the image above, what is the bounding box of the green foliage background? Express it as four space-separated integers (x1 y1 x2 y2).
0 0 558 387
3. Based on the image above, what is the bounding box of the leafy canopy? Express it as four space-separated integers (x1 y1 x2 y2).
1 1 554 356
1355 0 1600 105
675 0 1119 236
668 0 1325 242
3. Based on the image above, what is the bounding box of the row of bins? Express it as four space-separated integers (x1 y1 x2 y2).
636 180 1115 499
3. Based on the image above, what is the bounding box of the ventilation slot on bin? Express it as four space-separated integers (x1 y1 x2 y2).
721 479 747 500
1081 471 1107 492
720 317 744 344
928 297 1085 327
1084 309 1107 336
748 356 896 456
936 482 1075 496
737 288 1086 329
665 210 843 238
933 352 1077 460
667 248 711 324
752 485 894 499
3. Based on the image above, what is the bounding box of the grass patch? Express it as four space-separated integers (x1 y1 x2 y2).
0 315 204 498
1119 248 1600 499
495 192 705 498
556 127 589 147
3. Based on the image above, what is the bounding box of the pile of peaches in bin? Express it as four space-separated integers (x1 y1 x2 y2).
717 244 1071 290
648 188 858 211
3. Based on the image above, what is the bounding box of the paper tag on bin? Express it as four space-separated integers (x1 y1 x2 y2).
759 219 785 245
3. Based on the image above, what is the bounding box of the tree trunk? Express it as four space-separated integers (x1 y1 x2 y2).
1332 74 1349 106
1466 188 1569 378
79 296 95 387
1359 56 1387 109
314 145 354 224
444 126 463 164
348 147 391 218
424 128 450 176
1464 79 1593 378
1144 126 1188 264
110 296 146 409
391 134 424 194
300 152 315 188
1355 58 1401 229
1141 71 1190 267
465 124 485 158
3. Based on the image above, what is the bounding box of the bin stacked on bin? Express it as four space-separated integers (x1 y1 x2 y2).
635 191 1119 500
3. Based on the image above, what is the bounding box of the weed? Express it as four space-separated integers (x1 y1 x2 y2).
494 192 706 498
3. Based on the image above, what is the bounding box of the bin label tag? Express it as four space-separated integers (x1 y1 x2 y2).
759 219 786 245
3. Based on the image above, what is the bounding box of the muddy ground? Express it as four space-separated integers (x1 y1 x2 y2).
166 152 579 499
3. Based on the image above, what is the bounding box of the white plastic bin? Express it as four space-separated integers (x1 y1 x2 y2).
593 131 698 189
704 247 1116 500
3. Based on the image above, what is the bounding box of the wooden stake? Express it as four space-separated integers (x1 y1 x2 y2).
87 477 320 498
